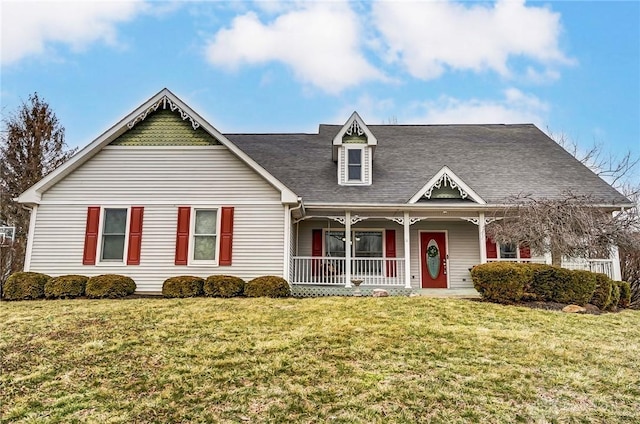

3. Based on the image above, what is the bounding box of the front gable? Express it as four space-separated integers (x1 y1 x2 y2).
409 166 486 204
18 89 298 204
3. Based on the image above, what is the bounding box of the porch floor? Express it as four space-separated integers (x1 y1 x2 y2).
415 288 480 298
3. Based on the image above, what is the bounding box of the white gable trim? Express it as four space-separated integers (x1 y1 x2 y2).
408 166 486 204
17 88 298 205
332 111 377 161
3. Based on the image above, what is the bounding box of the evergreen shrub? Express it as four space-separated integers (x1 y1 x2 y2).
616 281 632 308
244 276 291 298
162 276 204 298
590 273 613 310
86 274 136 299
204 275 245 298
44 275 88 299
608 283 621 311
2 272 51 300
470 262 532 303
529 267 596 305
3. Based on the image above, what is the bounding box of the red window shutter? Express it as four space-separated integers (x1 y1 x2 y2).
312 229 323 276
385 229 397 277
83 207 101 265
127 207 144 265
219 207 234 266
175 207 191 265
486 237 498 259
519 244 531 259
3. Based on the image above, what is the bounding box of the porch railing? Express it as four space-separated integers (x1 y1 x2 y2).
291 256 406 286
488 258 615 279
562 259 614 278
487 258 547 264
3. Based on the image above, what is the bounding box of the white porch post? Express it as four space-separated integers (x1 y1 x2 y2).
403 212 411 288
611 246 622 281
478 212 487 264
345 211 352 287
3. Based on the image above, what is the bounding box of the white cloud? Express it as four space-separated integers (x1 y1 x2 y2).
409 88 549 127
1 0 148 66
372 0 572 80
204 2 384 94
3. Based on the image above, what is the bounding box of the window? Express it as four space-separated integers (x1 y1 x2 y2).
324 230 383 257
101 208 127 261
347 149 362 181
193 209 217 261
499 243 518 259
354 231 383 257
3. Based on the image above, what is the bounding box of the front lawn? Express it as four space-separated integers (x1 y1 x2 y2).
1 297 639 423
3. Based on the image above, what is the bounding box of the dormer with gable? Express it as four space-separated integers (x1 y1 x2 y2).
332 112 377 186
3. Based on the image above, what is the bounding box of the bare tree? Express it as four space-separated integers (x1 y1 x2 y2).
487 192 639 266
0 93 76 285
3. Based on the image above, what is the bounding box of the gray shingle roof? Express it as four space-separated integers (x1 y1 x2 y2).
226 124 629 205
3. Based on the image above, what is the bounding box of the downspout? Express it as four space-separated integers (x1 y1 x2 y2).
287 198 305 282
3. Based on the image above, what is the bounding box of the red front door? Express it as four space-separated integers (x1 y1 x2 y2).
421 232 448 288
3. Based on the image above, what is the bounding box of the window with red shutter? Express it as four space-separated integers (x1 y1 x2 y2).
83 207 101 265
127 207 144 265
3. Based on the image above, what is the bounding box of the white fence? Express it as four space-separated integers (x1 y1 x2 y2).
291 256 406 286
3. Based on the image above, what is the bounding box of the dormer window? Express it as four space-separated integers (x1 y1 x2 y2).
347 148 363 181
333 112 377 186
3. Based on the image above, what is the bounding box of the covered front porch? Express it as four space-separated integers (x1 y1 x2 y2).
287 208 620 294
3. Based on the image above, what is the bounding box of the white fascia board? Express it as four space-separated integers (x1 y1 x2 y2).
17 88 298 206
408 165 486 204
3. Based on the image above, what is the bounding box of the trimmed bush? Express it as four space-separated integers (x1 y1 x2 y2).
2 272 51 300
44 275 88 299
528 267 596 305
86 274 136 299
162 276 204 298
245 276 291 298
617 281 632 308
204 275 245 298
470 262 532 304
590 273 613 310
607 283 621 312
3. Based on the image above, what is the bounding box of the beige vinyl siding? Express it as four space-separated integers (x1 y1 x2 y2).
410 221 479 289
30 146 285 293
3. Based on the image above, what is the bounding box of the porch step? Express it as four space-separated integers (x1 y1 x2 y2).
415 288 480 299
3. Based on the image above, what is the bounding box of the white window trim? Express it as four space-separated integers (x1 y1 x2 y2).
322 228 386 257
188 206 221 266
343 146 366 185
96 206 131 266
497 242 520 260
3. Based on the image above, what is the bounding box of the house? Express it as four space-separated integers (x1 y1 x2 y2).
17 89 632 295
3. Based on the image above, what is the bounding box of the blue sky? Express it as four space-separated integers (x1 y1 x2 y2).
1 0 639 182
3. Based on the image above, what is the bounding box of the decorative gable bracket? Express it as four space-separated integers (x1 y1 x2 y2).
409 166 486 204
332 111 377 162
127 96 201 130
424 173 468 200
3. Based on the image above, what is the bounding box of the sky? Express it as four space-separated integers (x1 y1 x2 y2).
1 0 639 182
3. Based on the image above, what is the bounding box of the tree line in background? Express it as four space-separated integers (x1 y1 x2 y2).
1 93 639 306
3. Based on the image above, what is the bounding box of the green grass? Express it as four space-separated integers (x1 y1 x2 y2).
1 297 639 423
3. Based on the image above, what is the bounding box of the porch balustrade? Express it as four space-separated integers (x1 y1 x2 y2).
562 259 614 278
488 258 615 279
291 256 406 286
